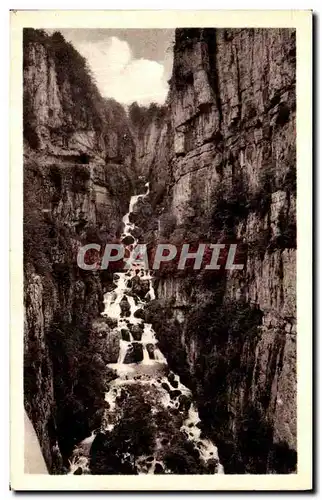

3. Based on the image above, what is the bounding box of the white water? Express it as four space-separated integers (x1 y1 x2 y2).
69 182 224 475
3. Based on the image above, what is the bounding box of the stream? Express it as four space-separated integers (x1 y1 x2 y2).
69 183 224 475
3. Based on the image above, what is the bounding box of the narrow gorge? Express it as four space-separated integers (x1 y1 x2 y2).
24 27 297 475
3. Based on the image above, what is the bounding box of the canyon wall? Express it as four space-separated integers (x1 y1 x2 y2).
23 29 135 471
141 28 296 473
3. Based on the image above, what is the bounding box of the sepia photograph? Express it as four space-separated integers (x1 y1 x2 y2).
10 9 312 491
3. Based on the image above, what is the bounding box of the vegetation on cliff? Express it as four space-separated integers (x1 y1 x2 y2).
23 28 135 165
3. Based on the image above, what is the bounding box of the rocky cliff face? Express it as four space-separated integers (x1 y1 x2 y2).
128 102 173 187
24 27 297 475
23 29 134 471
139 28 296 473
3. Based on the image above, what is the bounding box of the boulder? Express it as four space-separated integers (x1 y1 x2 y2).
146 343 155 359
90 318 120 363
178 394 192 412
120 297 131 317
129 324 143 341
133 308 145 320
122 235 135 245
124 342 143 363
170 390 182 400
128 212 137 224
104 316 118 329
168 372 179 388
207 458 219 474
121 329 130 341
131 227 143 240
129 275 150 299
154 463 164 474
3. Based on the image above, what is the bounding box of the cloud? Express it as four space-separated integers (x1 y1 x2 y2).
71 36 169 106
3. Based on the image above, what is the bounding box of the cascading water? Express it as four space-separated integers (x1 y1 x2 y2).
69 182 224 475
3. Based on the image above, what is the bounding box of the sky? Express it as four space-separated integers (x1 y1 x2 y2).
56 29 175 106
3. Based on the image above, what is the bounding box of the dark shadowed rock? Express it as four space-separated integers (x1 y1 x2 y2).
170 390 182 400
129 275 150 299
90 318 120 363
104 282 117 293
131 227 143 240
130 324 143 341
124 342 143 363
122 235 135 245
133 308 145 320
121 329 130 341
207 458 219 474
168 372 179 388
154 463 164 474
146 343 155 359
178 394 192 412
73 467 83 475
120 297 131 317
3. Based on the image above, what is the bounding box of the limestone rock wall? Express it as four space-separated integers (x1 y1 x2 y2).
147 28 296 473
23 29 134 471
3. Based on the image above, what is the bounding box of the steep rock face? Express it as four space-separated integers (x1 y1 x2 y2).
144 28 296 473
23 29 133 471
129 103 173 189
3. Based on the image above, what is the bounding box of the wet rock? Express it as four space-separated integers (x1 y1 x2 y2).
146 343 155 359
168 373 179 389
90 318 120 363
129 275 150 299
130 324 143 341
91 353 106 370
120 297 131 317
124 342 143 363
104 281 117 293
133 308 145 320
128 212 137 224
105 317 118 329
131 226 143 240
162 382 171 393
154 463 164 474
121 329 130 341
122 235 135 245
178 394 192 412
170 389 182 400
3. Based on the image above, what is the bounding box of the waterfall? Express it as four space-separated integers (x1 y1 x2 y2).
68 181 223 476
154 348 167 363
117 340 129 364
